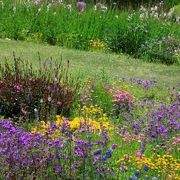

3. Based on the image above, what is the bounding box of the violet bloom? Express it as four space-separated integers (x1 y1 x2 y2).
101 144 117 162
136 151 142 159
93 149 102 156
77 1 86 11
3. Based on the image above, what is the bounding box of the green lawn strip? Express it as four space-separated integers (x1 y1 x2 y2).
0 39 180 88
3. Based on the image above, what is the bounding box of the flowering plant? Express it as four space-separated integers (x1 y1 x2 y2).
0 55 77 121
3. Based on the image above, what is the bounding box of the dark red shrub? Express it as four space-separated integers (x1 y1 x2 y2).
0 54 78 122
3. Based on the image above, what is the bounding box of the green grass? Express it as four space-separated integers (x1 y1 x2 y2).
0 39 180 88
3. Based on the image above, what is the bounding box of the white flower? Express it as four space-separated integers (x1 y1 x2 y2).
154 13 159 19
176 17 180 22
101 5 108 12
140 13 145 19
67 4 72 9
145 12 149 18
13 6 16 14
154 6 158 11
140 5 146 13
47 3 52 12
167 11 173 18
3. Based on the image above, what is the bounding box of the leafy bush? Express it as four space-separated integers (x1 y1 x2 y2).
140 36 180 64
0 54 78 122
106 14 149 56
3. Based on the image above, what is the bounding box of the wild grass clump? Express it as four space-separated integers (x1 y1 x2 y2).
0 54 78 122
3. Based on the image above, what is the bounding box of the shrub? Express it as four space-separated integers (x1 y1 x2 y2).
0 54 78 122
106 13 149 56
140 36 180 64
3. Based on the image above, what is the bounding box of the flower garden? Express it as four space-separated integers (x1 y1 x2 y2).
0 0 180 180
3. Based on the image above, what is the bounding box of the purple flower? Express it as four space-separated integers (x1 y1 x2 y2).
77 2 86 11
93 149 102 156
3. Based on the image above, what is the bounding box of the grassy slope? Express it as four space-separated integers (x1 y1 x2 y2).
0 39 179 87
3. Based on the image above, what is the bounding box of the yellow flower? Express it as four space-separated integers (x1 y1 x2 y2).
31 127 37 133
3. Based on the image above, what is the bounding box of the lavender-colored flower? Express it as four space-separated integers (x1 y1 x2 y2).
77 2 86 11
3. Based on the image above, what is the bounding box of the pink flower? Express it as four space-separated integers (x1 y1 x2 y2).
136 151 142 159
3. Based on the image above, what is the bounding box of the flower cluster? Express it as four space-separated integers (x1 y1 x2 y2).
120 130 145 143
89 39 104 49
121 77 157 89
94 3 108 12
139 3 180 22
136 154 180 179
111 89 134 111
145 101 180 141
32 108 112 138
0 119 115 179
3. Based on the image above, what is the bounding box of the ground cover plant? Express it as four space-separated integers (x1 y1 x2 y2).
0 0 180 64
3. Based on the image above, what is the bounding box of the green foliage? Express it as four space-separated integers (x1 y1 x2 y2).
140 36 180 64
173 4 180 16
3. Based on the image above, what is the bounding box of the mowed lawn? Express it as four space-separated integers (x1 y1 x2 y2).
0 39 179 87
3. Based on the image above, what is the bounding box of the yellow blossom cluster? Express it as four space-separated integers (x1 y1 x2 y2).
117 154 135 169
89 39 104 49
116 153 180 179
31 106 112 138
31 121 50 135
81 105 109 122
136 154 180 179
69 117 111 131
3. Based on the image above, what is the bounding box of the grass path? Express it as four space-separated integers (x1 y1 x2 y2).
0 39 179 86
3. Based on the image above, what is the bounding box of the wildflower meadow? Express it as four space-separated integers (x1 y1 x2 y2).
0 0 180 180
